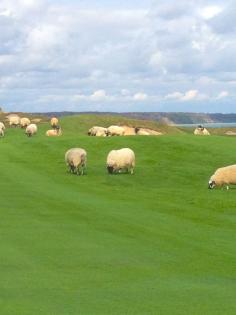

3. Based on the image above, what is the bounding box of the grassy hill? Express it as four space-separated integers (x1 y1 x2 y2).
59 114 183 135
0 116 235 314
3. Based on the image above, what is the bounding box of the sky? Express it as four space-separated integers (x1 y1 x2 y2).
0 0 235 113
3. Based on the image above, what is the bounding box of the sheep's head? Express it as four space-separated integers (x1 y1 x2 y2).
107 165 114 174
208 180 216 189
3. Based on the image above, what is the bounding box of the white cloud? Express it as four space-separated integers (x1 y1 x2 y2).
181 90 199 101
90 90 108 101
133 92 148 101
0 0 235 112
200 6 223 20
165 92 183 100
216 91 229 99
165 90 209 101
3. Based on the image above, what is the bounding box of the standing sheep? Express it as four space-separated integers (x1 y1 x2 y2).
8 115 20 127
20 117 31 128
25 124 37 137
208 165 236 189
0 122 5 130
106 148 135 174
65 148 87 175
107 125 125 136
50 117 59 129
0 128 4 137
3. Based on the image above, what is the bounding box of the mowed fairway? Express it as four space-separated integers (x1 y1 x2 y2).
0 119 236 314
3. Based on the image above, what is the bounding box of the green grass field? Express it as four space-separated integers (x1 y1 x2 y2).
0 116 235 314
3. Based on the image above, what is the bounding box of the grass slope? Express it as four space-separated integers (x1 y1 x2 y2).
0 119 235 314
59 114 183 135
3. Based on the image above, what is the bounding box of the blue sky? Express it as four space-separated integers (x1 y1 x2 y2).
0 0 235 112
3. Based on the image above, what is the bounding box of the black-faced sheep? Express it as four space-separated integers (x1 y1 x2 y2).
25 124 37 137
208 165 236 189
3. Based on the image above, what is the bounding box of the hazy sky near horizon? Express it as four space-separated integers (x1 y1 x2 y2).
0 0 235 112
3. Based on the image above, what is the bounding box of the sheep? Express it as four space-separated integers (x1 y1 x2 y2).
194 125 210 135
50 117 59 129
107 125 125 136
0 122 5 130
0 128 4 137
20 117 31 128
25 124 37 137
88 126 107 137
65 148 87 175
208 165 236 190
106 148 135 174
46 126 62 136
121 126 136 136
135 127 163 136
8 115 20 127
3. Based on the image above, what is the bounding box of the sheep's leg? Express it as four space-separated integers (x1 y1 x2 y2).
130 167 134 174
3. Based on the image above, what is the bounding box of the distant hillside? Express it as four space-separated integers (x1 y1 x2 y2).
35 111 236 125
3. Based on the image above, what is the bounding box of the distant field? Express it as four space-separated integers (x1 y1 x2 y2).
0 115 235 314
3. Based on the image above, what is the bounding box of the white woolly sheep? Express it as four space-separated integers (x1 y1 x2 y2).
88 126 107 137
106 148 135 174
8 115 20 127
194 126 210 135
46 127 62 136
135 127 163 136
20 117 31 128
107 125 125 136
121 126 136 136
0 128 4 137
208 164 236 190
50 117 59 129
65 148 87 175
25 124 37 137
0 122 5 130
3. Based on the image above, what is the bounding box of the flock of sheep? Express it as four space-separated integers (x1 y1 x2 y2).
88 125 163 136
0 114 136 175
1 114 236 186
65 147 135 175
0 114 62 137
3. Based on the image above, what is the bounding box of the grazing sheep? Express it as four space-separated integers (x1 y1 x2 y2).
25 124 37 137
20 117 31 128
88 126 107 137
0 128 4 137
208 165 236 190
46 126 62 136
194 125 210 135
106 148 135 174
50 117 59 129
8 115 20 127
65 148 87 175
107 125 125 136
0 122 5 130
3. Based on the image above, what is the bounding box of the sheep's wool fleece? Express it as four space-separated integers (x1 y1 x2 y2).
107 148 135 169
65 148 87 167
211 165 236 186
